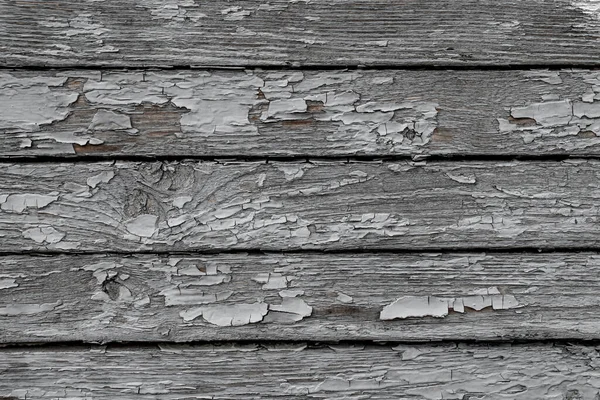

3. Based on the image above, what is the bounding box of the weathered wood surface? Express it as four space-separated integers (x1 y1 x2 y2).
1 343 599 399
2 160 600 252
2 252 600 343
3 1 600 67
3 69 600 157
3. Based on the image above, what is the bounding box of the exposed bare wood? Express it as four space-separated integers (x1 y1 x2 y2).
3 1 600 67
1 160 600 252
2 253 600 343
2 69 600 157
1 343 599 399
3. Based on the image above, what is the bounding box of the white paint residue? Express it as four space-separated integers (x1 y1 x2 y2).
221 6 251 20
159 288 233 306
269 298 313 321
180 302 268 326
252 272 289 289
0 278 18 290
445 172 477 184
0 74 79 133
0 300 62 315
571 0 600 20
125 214 158 238
87 170 115 188
0 193 58 213
380 287 521 320
380 296 449 319
172 196 192 208
88 110 132 131
336 292 354 304
22 226 65 244
262 98 307 120
275 165 307 181
499 73 600 148
524 71 563 85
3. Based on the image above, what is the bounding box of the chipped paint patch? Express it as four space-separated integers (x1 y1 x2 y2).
498 71 600 149
180 302 268 326
381 287 521 320
22 226 65 244
160 288 233 306
0 74 79 133
268 297 313 322
125 214 158 237
87 170 115 188
88 110 132 131
0 193 58 213
0 300 62 315
571 0 600 20
0 278 18 290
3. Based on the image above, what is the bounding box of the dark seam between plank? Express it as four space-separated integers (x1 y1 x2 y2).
1 338 599 349
3 63 600 71
0 154 591 164
0 247 598 257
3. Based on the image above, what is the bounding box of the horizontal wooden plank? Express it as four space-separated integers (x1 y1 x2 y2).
3 1 600 67
2 69 600 157
1 343 599 398
1 160 600 252
2 253 600 343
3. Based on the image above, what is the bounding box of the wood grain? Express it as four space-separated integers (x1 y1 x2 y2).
3 69 600 157
2 252 600 343
1 160 600 252
1 343 599 399
3 0 600 67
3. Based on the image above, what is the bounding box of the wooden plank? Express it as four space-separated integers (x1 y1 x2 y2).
1 343 599 398
3 69 600 157
3 1 600 67
1 160 600 252
2 252 600 343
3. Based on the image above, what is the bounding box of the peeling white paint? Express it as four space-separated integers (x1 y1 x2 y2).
269 297 313 322
381 287 521 320
499 72 600 149
180 302 268 326
125 214 158 237
160 288 233 306
252 272 289 289
22 226 65 244
87 170 115 188
0 300 61 315
0 74 78 133
0 278 18 290
336 292 354 304
88 110 132 131
0 193 58 213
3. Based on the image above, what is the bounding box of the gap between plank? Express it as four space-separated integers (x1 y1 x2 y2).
1 338 599 350
3 64 600 72
0 154 592 164
1 247 599 257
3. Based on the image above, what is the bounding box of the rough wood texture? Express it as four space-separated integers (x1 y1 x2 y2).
3 1 600 67
1 160 600 252
3 69 600 157
1 343 600 399
2 252 600 343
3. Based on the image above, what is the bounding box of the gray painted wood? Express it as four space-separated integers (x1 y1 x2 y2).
1 343 599 399
3 69 600 157
3 1 600 67
1 160 600 252
2 253 600 343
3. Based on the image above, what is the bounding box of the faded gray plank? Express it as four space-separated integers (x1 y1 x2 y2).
1 160 600 251
3 69 600 157
1 343 599 399
2 253 600 343
3 1 600 67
